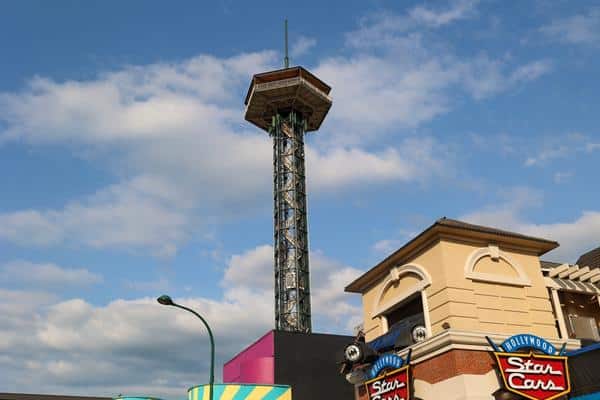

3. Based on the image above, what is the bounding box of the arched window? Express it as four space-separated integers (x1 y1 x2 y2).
372 264 433 338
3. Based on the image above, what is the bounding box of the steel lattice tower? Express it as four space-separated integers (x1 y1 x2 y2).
244 66 332 332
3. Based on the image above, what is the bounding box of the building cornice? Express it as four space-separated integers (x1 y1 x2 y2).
346 219 558 294
394 329 580 365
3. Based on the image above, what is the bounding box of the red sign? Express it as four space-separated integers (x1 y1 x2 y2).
364 365 410 400
494 352 570 400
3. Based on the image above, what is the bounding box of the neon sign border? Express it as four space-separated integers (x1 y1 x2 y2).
493 350 571 400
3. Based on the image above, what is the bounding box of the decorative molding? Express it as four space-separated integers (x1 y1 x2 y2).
372 263 432 317
464 245 532 287
394 329 580 365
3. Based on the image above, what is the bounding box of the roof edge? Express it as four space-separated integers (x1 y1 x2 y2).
345 218 559 294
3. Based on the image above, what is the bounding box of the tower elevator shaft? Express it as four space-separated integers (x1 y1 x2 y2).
271 111 312 333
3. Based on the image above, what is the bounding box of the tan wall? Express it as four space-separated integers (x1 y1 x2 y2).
360 238 560 342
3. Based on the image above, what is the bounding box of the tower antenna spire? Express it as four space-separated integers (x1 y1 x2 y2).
284 19 289 68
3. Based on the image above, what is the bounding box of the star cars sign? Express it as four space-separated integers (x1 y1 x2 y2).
365 365 410 400
364 353 411 400
489 334 570 400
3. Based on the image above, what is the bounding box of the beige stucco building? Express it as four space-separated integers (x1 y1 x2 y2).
344 218 600 400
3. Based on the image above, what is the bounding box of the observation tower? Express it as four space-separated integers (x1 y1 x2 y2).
243 27 332 333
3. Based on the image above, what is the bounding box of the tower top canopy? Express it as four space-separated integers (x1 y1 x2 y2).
244 66 332 132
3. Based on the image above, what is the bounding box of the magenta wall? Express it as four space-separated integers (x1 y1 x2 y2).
223 330 274 384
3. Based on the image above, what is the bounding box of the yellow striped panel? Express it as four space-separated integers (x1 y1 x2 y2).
246 386 273 400
202 386 209 400
276 389 291 400
221 384 240 399
193 387 199 400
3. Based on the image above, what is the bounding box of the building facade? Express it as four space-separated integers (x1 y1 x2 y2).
343 218 600 400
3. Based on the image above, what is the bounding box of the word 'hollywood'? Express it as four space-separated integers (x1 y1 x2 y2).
370 379 406 400
505 357 565 391
502 334 556 354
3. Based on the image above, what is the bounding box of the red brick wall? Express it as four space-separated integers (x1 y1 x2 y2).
413 349 495 384
355 349 496 399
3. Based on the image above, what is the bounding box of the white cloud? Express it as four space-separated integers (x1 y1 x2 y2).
0 261 102 287
586 143 600 152
0 245 362 397
372 239 403 255
509 59 553 82
524 133 598 167
460 188 600 262
525 145 570 166
0 45 456 254
222 244 362 331
522 212 600 262
291 36 317 58
307 138 446 191
0 9 555 255
222 244 273 290
540 7 600 45
0 292 272 396
460 57 553 100
409 0 479 28
0 175 190 256
553 171 573 184
347 0 479 49
322 11 551 145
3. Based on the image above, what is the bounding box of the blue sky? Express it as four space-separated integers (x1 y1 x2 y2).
1 0 599 397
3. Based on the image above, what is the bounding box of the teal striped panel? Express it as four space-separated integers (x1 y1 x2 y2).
212 385 226 399
262 387 289 400
196 386 204 400
231 385 255 400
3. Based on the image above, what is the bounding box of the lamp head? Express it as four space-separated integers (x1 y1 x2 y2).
157 295 174 306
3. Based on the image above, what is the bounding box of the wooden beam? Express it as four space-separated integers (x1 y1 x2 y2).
570 266 590 280
580 268 600 282
549 263 569 278
559 265 578 279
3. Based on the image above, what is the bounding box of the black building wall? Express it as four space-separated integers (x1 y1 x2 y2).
568 343 600 398
274 331 354 400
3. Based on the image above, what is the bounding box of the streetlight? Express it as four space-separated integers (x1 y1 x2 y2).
157 295 215 400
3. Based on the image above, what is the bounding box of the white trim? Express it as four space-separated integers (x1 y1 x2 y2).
464 245 532 286
550 288 569 339
421 290 433 338
372 263 432 317
379 315 388 334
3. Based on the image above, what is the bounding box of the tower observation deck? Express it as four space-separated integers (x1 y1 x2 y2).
244 66 332 332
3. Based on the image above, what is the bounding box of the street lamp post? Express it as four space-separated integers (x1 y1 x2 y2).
157 295 215 400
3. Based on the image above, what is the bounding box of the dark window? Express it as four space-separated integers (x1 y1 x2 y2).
386 295 424 328
558 291 600 340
